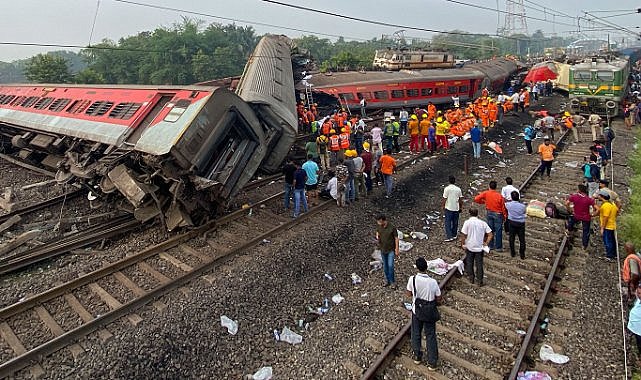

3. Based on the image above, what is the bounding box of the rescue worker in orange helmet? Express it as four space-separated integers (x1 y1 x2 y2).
329 129 340 165
339 128 350 162
427 102 437 121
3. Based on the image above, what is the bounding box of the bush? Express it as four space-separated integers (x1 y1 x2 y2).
621 133 641 247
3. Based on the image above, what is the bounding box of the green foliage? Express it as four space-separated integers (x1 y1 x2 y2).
73 68 105 84
294 35 380 71
621 135 641 247
24 54 72 83
80 18 258 85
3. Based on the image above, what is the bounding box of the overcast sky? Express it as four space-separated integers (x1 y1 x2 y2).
0 0 639 61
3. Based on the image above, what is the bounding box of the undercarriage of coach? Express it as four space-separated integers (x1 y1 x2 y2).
0 124 251 231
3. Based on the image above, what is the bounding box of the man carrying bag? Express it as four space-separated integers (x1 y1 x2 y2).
405 257 442 370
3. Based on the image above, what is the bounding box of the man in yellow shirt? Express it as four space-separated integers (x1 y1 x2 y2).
537 137 556 178
594 189 619 261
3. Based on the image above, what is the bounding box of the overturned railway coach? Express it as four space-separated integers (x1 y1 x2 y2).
0 35 297 231
301 58 519 109
0 85 268 230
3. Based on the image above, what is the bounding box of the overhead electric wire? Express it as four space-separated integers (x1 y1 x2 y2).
440 0 575 26
582 11 640 37
521 0 575 19
110 0 369 41
260 0 526 40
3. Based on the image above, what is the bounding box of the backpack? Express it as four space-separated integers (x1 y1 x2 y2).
545 201 558 218
583 163 592 178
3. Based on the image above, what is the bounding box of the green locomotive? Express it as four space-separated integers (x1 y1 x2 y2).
568 55 629 117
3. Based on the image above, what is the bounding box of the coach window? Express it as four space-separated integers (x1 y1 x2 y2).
459 85 469 93
10 96 26 106
49 98 71 112
406 89 419 97
34 97 54 110
434 88 446 95
373 91 389 100
391 90 404 99
85 101 114 116
596 71 614 81
420 88 433 96
447 86 457 94
338 93 355 101
21 96 40 108
357 92 372 100
164 99 191 122
1 95 15 105
573 71 592 81
109 102 142 119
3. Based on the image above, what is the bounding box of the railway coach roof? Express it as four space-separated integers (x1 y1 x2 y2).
300 68 483 89
0 84 220 92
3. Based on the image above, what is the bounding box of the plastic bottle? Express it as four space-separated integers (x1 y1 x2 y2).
540 317 550 335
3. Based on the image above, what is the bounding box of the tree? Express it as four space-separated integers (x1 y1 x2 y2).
24 54 72 83
74 68 105 84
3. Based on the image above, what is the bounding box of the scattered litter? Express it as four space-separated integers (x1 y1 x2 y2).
538 191 548 197
320 298 330 314
462 132 471 141
332 293 344 304
496 161 507 168
564 161 580 168
410 231 428 240
268 180 275 185
539 344 569 364
350 273 363 285
424 258 464 276
324 273 334 281
524 285 531 291
517 371 551 380
220 315 238 335
404 302 413 311
361 293 368 297
488 141 503 154
516 329 527 335
276 326 303 345
526 200 546 219
252 366 273 380
261 239 270 244
399 241 413 252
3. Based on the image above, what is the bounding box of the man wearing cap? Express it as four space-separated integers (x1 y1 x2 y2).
593 189 619 261
537 137 557 178
360 143 373 195
420 114 430 152
562 111 579 144
384 118 395 152
460 208 493 286
593 179 621 209
408 114 420 153
406 257 442 370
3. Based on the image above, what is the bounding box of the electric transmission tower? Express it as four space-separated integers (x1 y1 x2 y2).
503 0 528 36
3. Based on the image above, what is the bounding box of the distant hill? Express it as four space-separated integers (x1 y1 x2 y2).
0 50 86 83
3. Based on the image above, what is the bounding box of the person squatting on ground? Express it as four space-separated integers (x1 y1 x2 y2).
623 242 641 300
461 208 493 286
565 184 596 252
406 257 441 371
474 181 506 252
442 176 463 242
538 137 557 178
376 215 399 287
505 191 527 259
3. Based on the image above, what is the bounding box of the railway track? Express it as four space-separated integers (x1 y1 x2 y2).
361 130 598 379
0 146 428 378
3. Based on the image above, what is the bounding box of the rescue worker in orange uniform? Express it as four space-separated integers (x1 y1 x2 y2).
339 128 350 162
321 119 331 136
563 111 579 143
329 129 340 165
435 117 450 152
487 100 498 128
311 103 318 119
408 114 420 154
419 114 430 152
427 102 437 121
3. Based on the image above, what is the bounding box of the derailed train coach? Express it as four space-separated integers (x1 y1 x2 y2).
0 35 297 230
300 58 519 110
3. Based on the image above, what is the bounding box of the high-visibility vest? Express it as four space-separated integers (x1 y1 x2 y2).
311 121 319 133
322 122 331 135
384 123 394 136
329 135 340 151
392 122 400 136
564 117 573 129
339 133 350 149
623 253 641 284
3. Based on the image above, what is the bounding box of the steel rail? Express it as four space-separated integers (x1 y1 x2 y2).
0 198 333 378
361 129 572 379
0 146 430 377
0 190 83 224
0 215 139 275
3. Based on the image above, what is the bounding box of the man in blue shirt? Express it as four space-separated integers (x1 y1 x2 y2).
470 123 482 158
505 191 527 259
301 154 320 205
523 123 536 154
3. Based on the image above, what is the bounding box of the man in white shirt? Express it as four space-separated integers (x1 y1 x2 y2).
460 208 493 286
510 92 520 114
405 257 441 370
360 97 367 117
370 124 383 152
451 95 460 108
501 177 520 201
319 171 338 203
442 176 463 242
